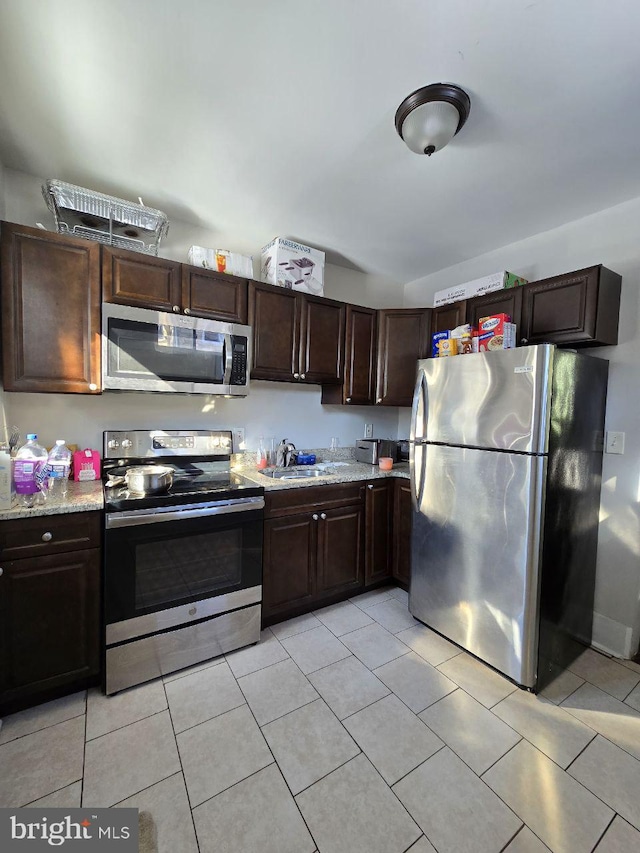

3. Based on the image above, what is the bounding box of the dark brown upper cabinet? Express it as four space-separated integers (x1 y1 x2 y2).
248 281 344 385
466 287 524 344
102 246 182 312
181 266 248 323
431 302 467 336
375 308 431 406
322 304 377 405
103 246 248 322
1 222 101 394
520 265 621 347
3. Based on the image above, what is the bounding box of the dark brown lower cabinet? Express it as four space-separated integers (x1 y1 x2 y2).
392 479 412 586
262 483 365 624
262 478 411 626
0 541 100 715
365 481 392 585
262 514 317 618
316 504 364 597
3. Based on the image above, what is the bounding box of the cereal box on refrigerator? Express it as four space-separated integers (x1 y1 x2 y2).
477 314 517 351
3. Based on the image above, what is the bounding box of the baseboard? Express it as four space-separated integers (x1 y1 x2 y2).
591 610 637 659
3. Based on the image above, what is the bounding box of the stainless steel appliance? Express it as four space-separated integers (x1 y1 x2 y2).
409 344 608 691
102 303 251 395
354 438 397 464
103 429 264 694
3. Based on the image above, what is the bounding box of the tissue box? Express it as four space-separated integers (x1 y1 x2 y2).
260 237 325 296
188 246 253 278
433 271 528 307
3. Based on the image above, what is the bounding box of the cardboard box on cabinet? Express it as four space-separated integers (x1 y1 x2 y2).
260 237 325 296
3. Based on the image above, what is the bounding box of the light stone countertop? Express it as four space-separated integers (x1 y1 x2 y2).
237 460 410 491
0 480 104 521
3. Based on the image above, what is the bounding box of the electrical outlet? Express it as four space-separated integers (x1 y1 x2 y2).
605 430 625 454
364 423 373 439
232 428 245 452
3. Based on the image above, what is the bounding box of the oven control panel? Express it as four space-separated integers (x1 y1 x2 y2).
104 430 233 459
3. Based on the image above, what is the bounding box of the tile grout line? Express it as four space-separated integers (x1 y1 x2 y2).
85 705 168 744
564 731 599 773
80 691 88 807
231 665 321 850
588 811 617 853
0 708 87 747
161 677 202 853
161 657 225 685
497 821 526 852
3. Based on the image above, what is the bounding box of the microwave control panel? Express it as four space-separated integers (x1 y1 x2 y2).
230 336 247 384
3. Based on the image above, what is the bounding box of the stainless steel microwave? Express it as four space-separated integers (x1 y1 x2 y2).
102 303 251 395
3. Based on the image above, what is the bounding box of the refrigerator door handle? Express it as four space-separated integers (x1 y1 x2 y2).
410 369 428 442
410 441 427 511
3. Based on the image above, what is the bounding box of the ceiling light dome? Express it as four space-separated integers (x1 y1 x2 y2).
395 83 471 156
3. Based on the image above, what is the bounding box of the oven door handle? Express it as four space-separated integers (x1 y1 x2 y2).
106 497 265 529
223 334 233 384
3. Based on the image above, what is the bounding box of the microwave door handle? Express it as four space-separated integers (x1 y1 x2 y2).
223 334 233 384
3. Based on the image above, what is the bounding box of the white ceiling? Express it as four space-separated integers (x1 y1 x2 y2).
1 0 639 284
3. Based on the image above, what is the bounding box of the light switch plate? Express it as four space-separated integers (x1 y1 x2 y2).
605 431 625 454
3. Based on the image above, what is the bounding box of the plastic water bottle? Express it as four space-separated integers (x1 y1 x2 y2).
47 439 72 498
13 434 48 507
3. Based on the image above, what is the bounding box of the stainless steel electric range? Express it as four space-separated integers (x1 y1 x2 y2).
102 429 264 694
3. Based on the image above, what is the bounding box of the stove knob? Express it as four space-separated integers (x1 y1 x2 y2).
121 439 133 449
107 439 120 449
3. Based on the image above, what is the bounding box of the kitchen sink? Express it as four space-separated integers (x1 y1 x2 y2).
260 468 335 479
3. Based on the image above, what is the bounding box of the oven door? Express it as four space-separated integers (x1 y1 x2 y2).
102 302 250 395
104 498 263 643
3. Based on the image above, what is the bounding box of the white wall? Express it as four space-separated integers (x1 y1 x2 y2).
403 195 640 659
1 167 402 457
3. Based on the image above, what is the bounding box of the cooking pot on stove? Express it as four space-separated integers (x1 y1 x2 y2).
107 464 174 495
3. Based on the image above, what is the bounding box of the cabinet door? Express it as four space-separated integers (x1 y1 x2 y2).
431 303 467 336
365 481 392 585
316 504 364 598
262 515 316 619
299 295 345 384
520 266 621 347
466 288 524 343
0 549 100 710
392 479 412 586
248 282 299 381
102 246 181 311
181 266 248 323
376 309 431 406
344 305 377 404
1 222 101 394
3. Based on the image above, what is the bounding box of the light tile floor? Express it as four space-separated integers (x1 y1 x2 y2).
2 584 640 853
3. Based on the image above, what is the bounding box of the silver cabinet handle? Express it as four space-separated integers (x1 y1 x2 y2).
377 397 383 403
88 383 98 391
172 305 180 313
346 397 352 402
300 373 306 379
521 337 528 344
293 373 300 379
312 513 319 521
41 532 53 542
0 568 3 577
184 308 191 315
367 484 374 489
320 512 327 520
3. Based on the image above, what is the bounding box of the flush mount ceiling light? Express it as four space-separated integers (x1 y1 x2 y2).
395 83 471 156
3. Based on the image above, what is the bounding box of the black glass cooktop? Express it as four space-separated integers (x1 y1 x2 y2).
103 461 264 513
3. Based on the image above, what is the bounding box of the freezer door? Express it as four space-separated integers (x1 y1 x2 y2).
417 344 554 453
409 444 547 687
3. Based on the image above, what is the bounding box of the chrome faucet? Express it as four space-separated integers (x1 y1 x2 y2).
276 439 296 467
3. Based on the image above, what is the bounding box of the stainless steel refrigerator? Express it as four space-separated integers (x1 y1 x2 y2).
409 344 608 691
